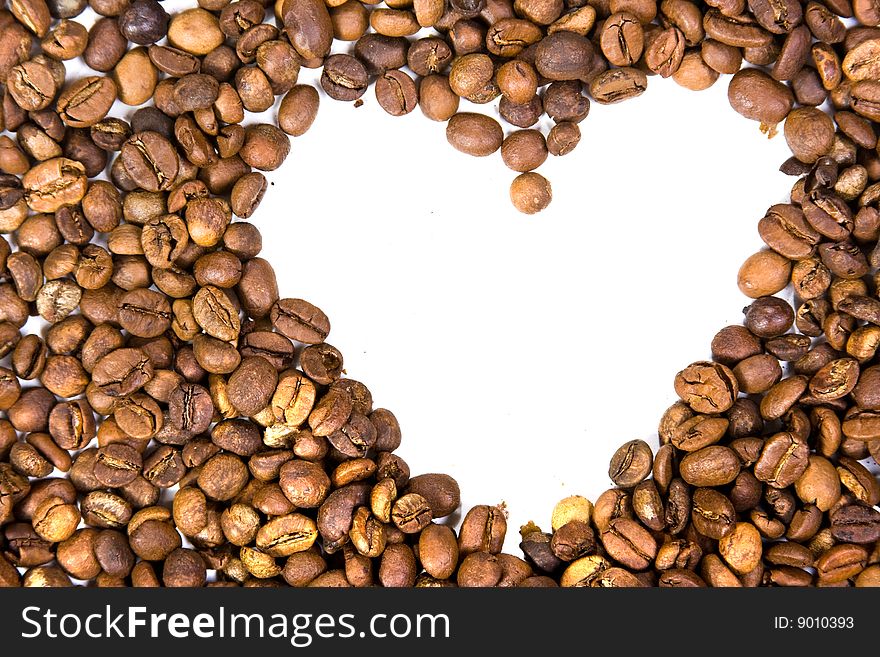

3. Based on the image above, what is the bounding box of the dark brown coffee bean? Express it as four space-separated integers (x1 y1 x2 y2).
679 446 741 487
405 473 460 518
754 432 811 488
609 439 653 488
674 361 739 414
830 504 880 544
316 483 371 550
118 288 171 338
168 383 213 434
376 70 418 116
600 518 657 570
459 504 506 555
589 67 648 104
120 131 179 192
299 344 343 386
228 356 278 416
271 298 330 344
446 112 504 156
692 488 736 539
320 54 368 102
744 296 795 338
391 492 433 534
142 446 185 488
93 444 142 488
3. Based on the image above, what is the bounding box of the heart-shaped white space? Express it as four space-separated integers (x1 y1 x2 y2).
256 66 794 550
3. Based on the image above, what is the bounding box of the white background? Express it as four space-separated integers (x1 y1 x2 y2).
49 3 796 555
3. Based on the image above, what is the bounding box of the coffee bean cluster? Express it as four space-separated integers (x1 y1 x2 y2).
0 0 878 588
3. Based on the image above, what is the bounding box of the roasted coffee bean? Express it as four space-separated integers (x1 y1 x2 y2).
459 504 506 555
830 504 880 544
692 488 736 539
271 298 329 344
600 518 657 570
754 432 810 488
510 172 552 214
375 70 418 116
256 513 318 557
590 68 648 104
118 0 170 46
316 483 371 549
56 76 117 128
674 361 739 414
320 54 368 102
93 444 142 487
608 439 653 488
680 446 741 487
447 112 504 157
405 473 460 518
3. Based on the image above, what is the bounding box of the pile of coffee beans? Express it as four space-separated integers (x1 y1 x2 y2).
0 0 878 588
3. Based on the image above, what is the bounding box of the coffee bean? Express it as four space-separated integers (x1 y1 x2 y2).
600 518 657 570
118 0 170 46
608 439 653 488
830 504 880 544
320 54 368 102
143 446 186 488
728 68 794 126
193 285 240 341
754 432 810 488
120 131 178 192
510 172 552 214
600 13 644 67
391 492 433 534
405 473 460 518
680 446 741 487
674 361 739 414
57 76 117 128
692 488 736 539
239 124 290 171
785 107 835 163
590 68 648 104
256 513 318 557
419 524 458 579
22 157 87 213
227 356 278 416
282 0 333 61
718 521 763 575
375 70 418 116
419 75 460 122
271 298 330 344
536 31 594 81
168 383 214 434
446 112 504 157
93 444 143 487
118 287 171 338
459 504 506 555
316 483 371 549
